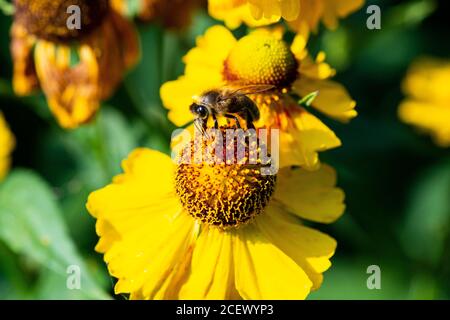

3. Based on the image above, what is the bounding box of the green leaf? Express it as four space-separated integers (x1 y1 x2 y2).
400 160 450 266
386 0 437 28
63 107 138 186
0 170 110 299
298 91 319 108
0 0 14 15
308 257 409 300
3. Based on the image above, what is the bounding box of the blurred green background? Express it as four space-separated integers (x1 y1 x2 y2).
0 0 449 299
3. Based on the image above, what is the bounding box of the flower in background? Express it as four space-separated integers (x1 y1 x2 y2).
161 26 356 169
399 58 450 147
208 0 364 38
0 113 15 181
111 0 203 30
87 127 345 299
11 0 139 129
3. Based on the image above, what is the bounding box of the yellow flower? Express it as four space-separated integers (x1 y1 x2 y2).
111 0 202 29
161 26 356 169
11 0 139 129
398 58 450 147
0 113 15 181
208 0 364 36
87 129 345 299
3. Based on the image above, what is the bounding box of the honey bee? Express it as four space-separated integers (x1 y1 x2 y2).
190 85 275 133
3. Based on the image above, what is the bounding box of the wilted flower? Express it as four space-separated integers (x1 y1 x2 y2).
11 0 139 129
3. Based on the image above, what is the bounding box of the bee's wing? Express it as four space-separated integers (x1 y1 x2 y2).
220 84 276 100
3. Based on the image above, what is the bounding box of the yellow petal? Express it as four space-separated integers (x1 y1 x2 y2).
0 113 15 181
399 100 450 147
10 23 39 96
298 52 336 80
184 25 236 77
109 211 196 298
293 77 357 122
34 39 99 129
161 25 234 127
208 0 277 29
402 57 450 103
87 148 179 238
280 110 341 169
280 0 301 21
179 226 235 299
321 0 364 30
290 23 310 60
233 224 312 299
256 205 337 290
87 148 198 298
274 164 345 223
288 0 322 32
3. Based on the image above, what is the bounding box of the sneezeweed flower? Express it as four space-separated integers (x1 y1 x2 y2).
11 0 139 129
208 0 364 37
161 26 356 169
111 0 203 30
399 58 450 147
0 113 15 181
87 127 345 299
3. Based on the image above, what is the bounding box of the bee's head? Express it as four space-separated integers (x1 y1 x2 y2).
190 103 209 119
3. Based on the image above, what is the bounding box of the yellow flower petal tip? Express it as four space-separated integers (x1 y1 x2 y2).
0 113 16 181
398 57 450 147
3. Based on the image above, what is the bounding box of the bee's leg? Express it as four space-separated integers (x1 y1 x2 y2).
224 114 241 129
246 115 255 130
237 111 255 130
212 113 219 129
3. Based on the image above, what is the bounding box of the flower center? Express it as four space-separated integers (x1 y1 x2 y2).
14 0 109 42
175 128 277 229
223 33 298 87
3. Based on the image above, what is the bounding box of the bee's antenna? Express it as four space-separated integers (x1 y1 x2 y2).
193 118 209 139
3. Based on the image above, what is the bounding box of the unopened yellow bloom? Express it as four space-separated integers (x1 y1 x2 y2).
399 58 450 147
0 113 15 181
208 0 364 37
11 0 139 129
87 129 345 299
161 26 356 169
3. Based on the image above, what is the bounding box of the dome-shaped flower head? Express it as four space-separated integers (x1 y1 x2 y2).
111 0 203 30
0 112 15 181
208 0 364 37
399 57 450 147
161 26 356 169
11 0 139 129
87 125 345 299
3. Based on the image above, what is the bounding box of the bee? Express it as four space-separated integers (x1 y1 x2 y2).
190 85 275 133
